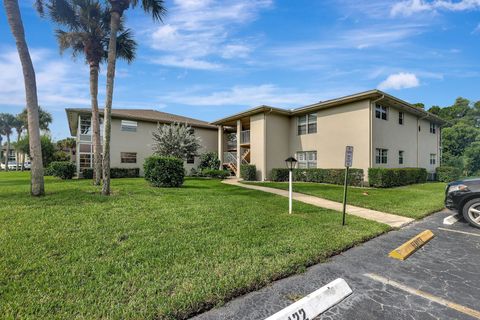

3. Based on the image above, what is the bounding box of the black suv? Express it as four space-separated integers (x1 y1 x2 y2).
445 178 480 228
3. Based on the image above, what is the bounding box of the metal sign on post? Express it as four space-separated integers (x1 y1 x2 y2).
342 146 353 226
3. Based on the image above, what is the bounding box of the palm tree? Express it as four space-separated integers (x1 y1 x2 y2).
101 0 166 195
45 0 136 185
56 137 76 162
19 106 52 132
3 0 45 195
0 113 16 172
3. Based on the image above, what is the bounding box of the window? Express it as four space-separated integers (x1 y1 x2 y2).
121 120 137 132
79 154 91 169
375 104 388 120
79 115 92 141
120 152 137 163
375 148 388 164
399 112 404 125
399 150 404 165
187 155 195 164
430 153 436 165
297 151 317 168
79 144 92 153
430 122 436 134
297 113 317 135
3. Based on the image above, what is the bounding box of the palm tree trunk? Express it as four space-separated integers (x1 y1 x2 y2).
102 9 122 195
90 64 102 186
4 0 44 196
5 134 10 172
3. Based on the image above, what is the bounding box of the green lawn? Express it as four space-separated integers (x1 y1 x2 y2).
244 181 446 219
0 172 388 319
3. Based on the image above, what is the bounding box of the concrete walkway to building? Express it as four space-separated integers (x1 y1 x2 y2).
223 179 414 228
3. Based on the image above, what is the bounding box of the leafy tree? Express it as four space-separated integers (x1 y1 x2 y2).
198 152 221 171
152 123 201 161
412 103 425 109
101 0 166 195
17 135 55 167
0 113 16 171
464 142 480 176
3 0 45 195
441 123 479 157
43 0 136 185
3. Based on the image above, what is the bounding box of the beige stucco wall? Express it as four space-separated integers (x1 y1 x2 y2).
265 112 291 179
288 99 371 178
249 113 267 180
372 107 440 173
108 118 218 175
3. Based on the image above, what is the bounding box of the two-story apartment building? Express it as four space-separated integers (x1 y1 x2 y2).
66 108 218 176
213 89 444 182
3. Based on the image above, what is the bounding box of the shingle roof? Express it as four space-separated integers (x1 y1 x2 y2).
66 108 216 135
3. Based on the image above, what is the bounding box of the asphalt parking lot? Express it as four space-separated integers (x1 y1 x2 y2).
193 210 480 320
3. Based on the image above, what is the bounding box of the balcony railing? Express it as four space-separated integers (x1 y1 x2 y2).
223 151 249 164
240 130 250 144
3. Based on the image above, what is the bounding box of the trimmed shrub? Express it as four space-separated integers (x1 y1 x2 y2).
110 168 139 178
144 156 184 187
240 164 257 181
198 152 221 171
201 169 230 179
269 168 289 182
81 168 139 179
81 168 94 179
269 168 364 186
436 166 462 182
368 168 427 188
47 161 76 180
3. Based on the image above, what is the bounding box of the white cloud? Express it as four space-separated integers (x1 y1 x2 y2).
147 0 271 69
152 56 222 70
0 48 90 109
159 84 345 108
378 72 420 90
391 0 480 17
473 22 480 33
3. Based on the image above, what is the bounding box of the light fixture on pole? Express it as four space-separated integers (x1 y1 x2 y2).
285 156 297 214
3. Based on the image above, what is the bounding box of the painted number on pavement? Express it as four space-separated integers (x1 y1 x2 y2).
287 308 309 320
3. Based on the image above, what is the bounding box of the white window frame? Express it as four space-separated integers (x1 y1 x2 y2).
375 148 388 164
375 104 388 120
297 113 317 135
399 112 404 125
399 150 404 165
296 151 317 168
430 122 436 134
121 120 138 132
430 153 436 165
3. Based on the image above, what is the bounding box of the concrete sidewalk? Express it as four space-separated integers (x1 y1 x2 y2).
223 179 414 228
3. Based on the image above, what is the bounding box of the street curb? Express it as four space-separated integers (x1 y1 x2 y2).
264 278 353 320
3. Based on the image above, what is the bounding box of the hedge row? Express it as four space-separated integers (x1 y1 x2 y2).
81 167 140 179
269 168 364 186
240 164 257 181
435 166 462 182
368 168 427 188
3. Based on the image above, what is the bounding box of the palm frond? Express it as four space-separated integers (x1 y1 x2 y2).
114 29 137 63
47 0 80 30
131 0 167 22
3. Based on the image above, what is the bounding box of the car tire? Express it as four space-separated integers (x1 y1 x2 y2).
462 198 480 229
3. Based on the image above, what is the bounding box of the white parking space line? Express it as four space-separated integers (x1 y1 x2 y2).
443 214 460 225
438 227 480 237
364 273 480 319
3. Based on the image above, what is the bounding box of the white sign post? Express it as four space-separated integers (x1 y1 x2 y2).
289 169 293 214
343 146 354 226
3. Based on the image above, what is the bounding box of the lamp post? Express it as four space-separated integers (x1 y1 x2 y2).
285 156 297 214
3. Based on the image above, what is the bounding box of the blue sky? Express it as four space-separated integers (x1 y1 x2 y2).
1 0 479 140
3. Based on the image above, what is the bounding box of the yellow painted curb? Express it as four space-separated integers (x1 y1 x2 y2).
389 230 435 261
